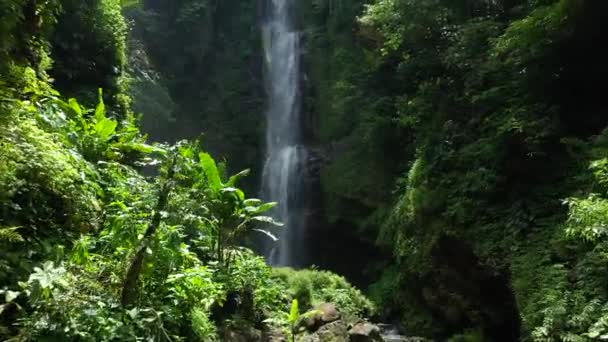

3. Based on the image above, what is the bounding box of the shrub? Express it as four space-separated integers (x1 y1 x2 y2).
271 267 375 317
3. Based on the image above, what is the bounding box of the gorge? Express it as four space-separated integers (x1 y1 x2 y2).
2 0 608 341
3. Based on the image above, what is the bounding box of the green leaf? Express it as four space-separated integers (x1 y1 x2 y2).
243 199 263 206
127 307 139 320
95 118 118 141
199 152 222 191
180 146 195 158
221 187 245 201
0 226 24 242
252 229 278 242
95 88 106 121
226 169 251 187
288 299 299 324
68 98 83 116
251 216 283 226
116 142 165 154
4 290 20 303
246 202 277 215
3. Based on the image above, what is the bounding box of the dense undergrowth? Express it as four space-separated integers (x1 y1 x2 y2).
305 0 608 340
0 68 375 341
0 1 373 340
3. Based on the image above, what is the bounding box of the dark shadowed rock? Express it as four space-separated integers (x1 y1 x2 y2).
262 328 287 342
223 325 262 342
302 320 350 342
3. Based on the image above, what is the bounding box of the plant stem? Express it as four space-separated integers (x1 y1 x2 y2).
121 155 176 307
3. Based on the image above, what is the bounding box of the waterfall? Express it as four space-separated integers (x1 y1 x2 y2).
261 0 306 266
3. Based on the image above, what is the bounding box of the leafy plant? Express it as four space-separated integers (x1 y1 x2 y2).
57 89 160 163
0 227 23 242
197 150 281 266
288 299 301 342
265 299 322 342
271 267 375 317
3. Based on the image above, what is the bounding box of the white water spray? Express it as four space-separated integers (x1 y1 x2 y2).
261 0 306 266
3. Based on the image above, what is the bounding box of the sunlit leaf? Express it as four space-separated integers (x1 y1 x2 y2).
68 98 83 116
199 152 221 191
243 198 262 206
252 229 278 242
288 299 299 324
252 216 283 226
0 226 24 242
95 118 118 141
94 88 105 121
226 169 250 187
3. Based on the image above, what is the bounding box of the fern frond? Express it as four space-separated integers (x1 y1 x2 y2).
0 227 24 242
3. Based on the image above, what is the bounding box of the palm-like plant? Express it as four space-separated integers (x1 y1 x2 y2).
198 152 281 266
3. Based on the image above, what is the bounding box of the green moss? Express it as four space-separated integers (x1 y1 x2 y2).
271 267 375 317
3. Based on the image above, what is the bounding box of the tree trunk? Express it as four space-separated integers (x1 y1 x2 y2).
121 157 176 307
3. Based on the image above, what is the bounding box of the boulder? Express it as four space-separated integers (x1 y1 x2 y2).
301 320 350 342
262 328 288 342
348 322 384 342
303 303 341 331
222 325 262 342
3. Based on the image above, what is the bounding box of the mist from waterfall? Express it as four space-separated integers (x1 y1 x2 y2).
261 0 306 266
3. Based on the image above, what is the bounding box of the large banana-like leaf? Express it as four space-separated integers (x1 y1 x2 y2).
199 152 222 191
226 169 250 187
94 117 118 141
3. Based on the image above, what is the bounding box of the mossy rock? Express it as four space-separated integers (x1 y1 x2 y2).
301 320 350 342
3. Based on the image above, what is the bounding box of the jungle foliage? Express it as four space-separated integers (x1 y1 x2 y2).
301 0 608 340
124 0 265 179
3 0 608 340
0 1 373 340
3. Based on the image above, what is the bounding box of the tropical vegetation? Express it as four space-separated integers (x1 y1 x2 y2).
2 0 608 341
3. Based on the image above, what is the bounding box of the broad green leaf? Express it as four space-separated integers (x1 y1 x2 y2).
244 198 262 206
95 118 118 141
68 98 83 116
199 152 222 191
246 202 277 215
221 187 245 201
226 169 251 187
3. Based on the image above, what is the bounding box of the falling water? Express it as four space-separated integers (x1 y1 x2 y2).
261 0 306 266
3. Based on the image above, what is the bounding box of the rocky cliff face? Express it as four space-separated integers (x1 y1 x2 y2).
126 0 265 186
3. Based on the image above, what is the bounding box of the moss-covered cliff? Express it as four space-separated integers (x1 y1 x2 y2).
300 0 608 340
125 0 265 181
